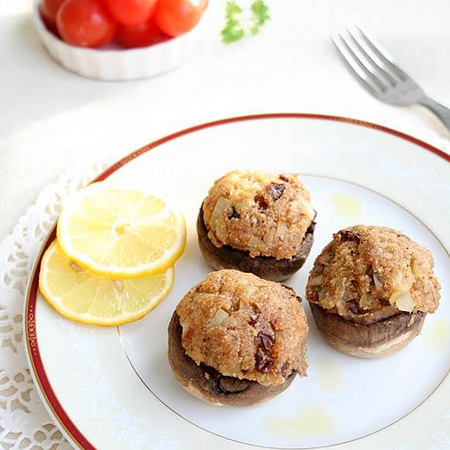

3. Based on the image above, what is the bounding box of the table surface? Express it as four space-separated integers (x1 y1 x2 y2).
1 0 449 241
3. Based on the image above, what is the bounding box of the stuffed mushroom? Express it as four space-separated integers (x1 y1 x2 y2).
306 226 441 358
197 170 316 282
168 270 309 406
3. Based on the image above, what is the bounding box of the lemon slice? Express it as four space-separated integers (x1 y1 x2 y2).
57 183 186 278
39 241 174 326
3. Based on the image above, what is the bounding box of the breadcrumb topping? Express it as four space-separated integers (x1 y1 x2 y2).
306 225 441 324
202 170 314 259
176 270 308 386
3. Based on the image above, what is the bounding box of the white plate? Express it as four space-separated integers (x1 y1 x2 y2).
25 114 450 450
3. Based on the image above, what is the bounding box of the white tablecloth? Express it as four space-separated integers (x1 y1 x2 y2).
0 1 449 447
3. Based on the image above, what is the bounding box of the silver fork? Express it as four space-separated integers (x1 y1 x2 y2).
333 26 450 133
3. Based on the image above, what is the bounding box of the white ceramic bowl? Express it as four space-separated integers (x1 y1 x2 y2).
32 0 211 81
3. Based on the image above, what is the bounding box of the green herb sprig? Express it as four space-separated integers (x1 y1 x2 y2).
222 1 270 44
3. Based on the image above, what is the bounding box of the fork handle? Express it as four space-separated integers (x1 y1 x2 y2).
419 97 450 133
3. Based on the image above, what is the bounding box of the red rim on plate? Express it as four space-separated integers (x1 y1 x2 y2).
24 113 450 450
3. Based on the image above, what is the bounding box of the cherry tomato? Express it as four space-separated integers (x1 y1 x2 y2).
105 0 157 26
57 0 117 48
40 0 67 31
154 0 206 37
116 20 169 48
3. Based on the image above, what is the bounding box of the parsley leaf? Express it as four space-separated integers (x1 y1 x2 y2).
221 0 270 44
222 25 245 44
250 0 270 35
221 1 245 44
226 0 243 16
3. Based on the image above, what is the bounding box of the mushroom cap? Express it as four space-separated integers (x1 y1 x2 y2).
309 303 425 358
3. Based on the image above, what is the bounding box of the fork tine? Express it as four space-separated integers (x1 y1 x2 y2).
354 26 408 81
333 34 386 96
346 27 397 86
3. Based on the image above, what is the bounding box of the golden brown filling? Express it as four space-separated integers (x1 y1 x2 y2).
176 270 308 386
202 170 314 260
306 226 440 325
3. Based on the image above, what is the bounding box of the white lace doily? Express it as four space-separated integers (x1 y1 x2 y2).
0 160 109 450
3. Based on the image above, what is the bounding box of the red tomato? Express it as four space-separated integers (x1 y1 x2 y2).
154 0 206 37
105 0 157 26
57 0 117 48
116 20 169 48
40 0 67 31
